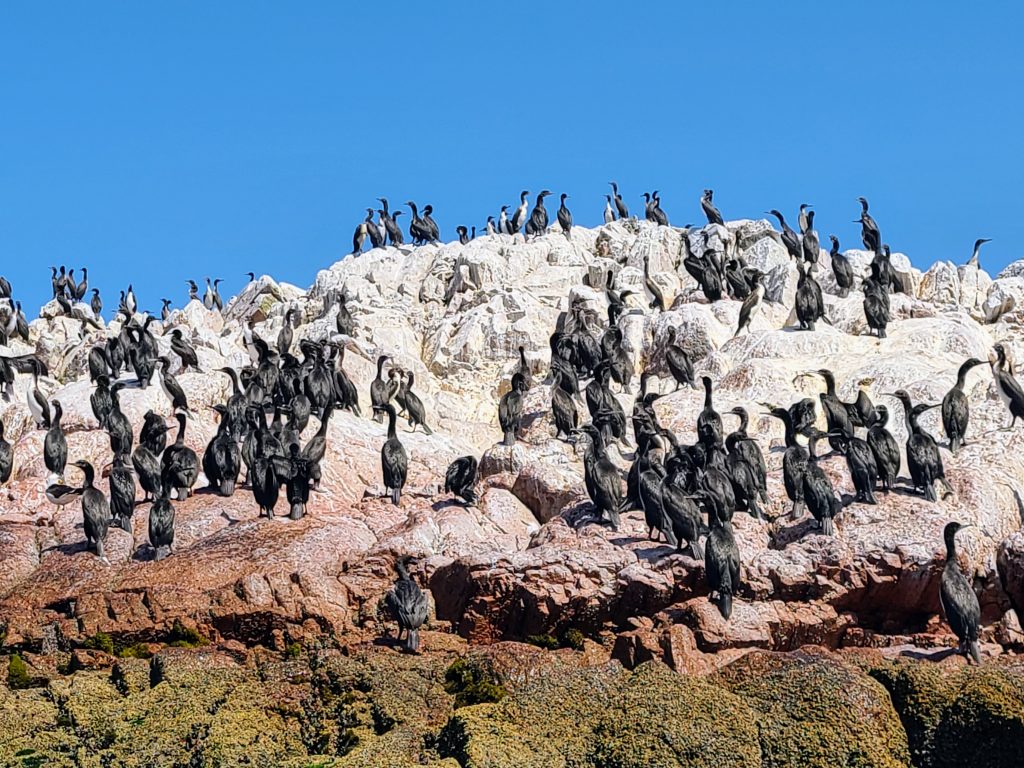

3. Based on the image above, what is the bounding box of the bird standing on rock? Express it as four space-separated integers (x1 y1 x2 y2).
940 521 982 664
385 556 429 653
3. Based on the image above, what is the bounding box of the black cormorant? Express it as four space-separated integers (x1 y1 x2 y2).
43 400 67 480
795 260 825 331
377 403 408 506
867 404 900 492
664 326 696 390
577 424 622 530
511 190 529 234
498 372 527 446
203 409 241 496
939 521 982 664
402 371 432 434
148 485 176 560
801 209 820 265
697 376 723 449
557 193 573 239
829 236 854 298
765 405 809 519
157 357 190 412
803 431 840 535
91 289 103 317
888 390 947 501
991 343 1024 429
0 417 12 486
798 203 812 235
942 357 985 454
609 181 629 219
385 556 429 653
550 370 579 440
706 503 740 619
445 455 479 505
525 190 551 238
300 404 332 491
162 411 198 501
370 354 391 423
27 359 51 429
108 452 136 532
74 460 110 559
701 189 724 226
132 444 163 502
856 197 881 253
767 209 803 261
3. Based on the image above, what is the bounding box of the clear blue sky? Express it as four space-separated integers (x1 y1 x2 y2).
2 2 1022 315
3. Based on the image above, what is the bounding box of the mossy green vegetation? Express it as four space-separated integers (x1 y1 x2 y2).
167 619 209 648
7 655 41 691
442 658 507 708
1 644 1023 767
870 659 1024 768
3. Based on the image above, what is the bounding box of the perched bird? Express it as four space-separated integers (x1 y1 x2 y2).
939 521 982 664
498 372 527 446
701 189 724 226
444 456 479 505
376 403 408 506
965 238 991 268
384 556 429 653
991 343 1024 429
942 358 985 454
74 460 110 559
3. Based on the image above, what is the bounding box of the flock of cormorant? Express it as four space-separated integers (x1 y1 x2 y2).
0 184 1018 662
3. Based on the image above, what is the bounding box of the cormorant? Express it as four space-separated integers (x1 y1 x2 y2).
299 404 332 491
609 181 629 219
728 406 767 503
402 371 433 434
966 238 991 268
251 452 280 518
498 372 527 446
577 423 622 529
516 345 533 390
557 193 573 239
697 375 723 449
157 357 190 412
352 219 368 255
0 417 12 486
422 204 440 242
798 203 812 235
867 405 900 493
148 485 176 560
108 452 136 532
550 370 578 440
888 389 948 501
733 270 765 337
106 383 133 457
991 343 1024 429
377 403 408 505
511 190 529 234
385 556 429 653
125 284 137 315
804 431 840 535
603 195 616 224
638 437 678 545
485 216 496 236
27 359 51 429
91 289 103 318
767 209 803 261
649 190 669 226
133 442 163 503
795 260 825 331
856 197 881 253
498 205 511 236
942 357 985 454
664 326 696 391
706 503 740 619
940 521 982 664
278 307 296 354
277 442 312 520
161 411 198 501
810 369 854 452
45 482 83 505
370 354 391 423
801 209 820 265
168 329 200 371
765 405 809 519
828 236 854 298
832 432 879 504
43 400 67 480
74 460 110 559
701 189 724 226
863 264 891 338
444 455 479 505
204 408 241 496
525 190 551 238
140 410 170 456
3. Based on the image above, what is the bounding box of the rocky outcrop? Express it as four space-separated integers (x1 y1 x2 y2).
1 219 1023 668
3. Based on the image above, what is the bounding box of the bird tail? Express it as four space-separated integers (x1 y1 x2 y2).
969 639 982 665
790 499 805 521
463 487 478 505
422 423 433 436
405 628 420 653
821 517 835 536
391 486 401 506
503 430 515 447
716 591 733 620
221 479 235 497
924 482 938 502
290 502 305 520
118 516 132 533
688 537 705 561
